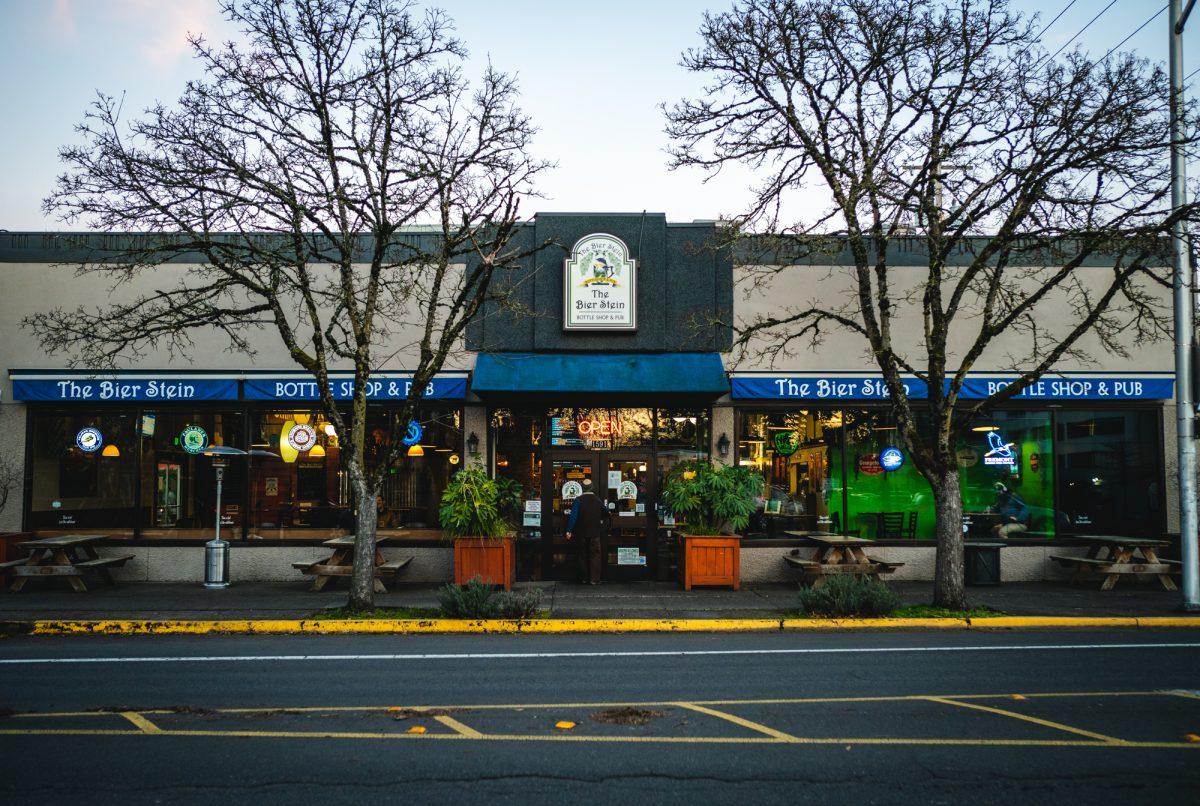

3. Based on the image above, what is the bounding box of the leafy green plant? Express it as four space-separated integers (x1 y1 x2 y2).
797 575 900 617
437 576 500 617
438 462 511 539
660 460 763 535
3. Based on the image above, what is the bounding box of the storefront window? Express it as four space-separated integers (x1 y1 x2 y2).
547 408 654 449
738 410 844 538
29 412 138 533
957 410 1055 538
140 411 245 538
1054 409 1162 536
372 408 461 532
491 407 543 500
248 409 346 538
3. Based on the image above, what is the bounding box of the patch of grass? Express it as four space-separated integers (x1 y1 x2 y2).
892 605 1006 619
311 606 442 620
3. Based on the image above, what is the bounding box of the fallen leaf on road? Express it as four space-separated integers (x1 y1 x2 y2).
1185 733 1200 743
555 721 576 730
407 726 427 734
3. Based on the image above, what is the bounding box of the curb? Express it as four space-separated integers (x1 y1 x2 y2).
2 615 1199 636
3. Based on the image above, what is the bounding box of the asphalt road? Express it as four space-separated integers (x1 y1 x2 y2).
1 629 1198 804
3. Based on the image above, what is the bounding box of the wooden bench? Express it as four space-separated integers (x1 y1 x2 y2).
866 555 906 572
293 534 412 592
291 557 412 577
1051 544 1179 591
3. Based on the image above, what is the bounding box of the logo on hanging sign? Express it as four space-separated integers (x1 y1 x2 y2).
879 447 904 472
983 431 1017 466
180 425 209 455
402 420 423 447
564 233 637 330
287 423 317 452
773 431 801 456
75 427 103 453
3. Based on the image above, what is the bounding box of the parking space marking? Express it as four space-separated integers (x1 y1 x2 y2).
119 711 162 734
675 702 800 742
434 714 484 738
924 696 1129 744
2 690 1198 748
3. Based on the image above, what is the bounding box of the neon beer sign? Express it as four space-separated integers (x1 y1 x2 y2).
577 419 623 438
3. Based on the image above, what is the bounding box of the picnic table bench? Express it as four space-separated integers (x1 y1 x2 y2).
292 535 412 592
782 532 904 588
1050 535 1179 591
5 534 134 592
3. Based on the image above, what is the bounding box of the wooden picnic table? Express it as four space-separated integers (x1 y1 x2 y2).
1051 535 1179 591
3 534 134 592
781 531 904 588
291 535 411 592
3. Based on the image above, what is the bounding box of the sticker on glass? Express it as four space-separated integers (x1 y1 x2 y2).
561 480 583 500
75 427 103 453
180 425 209 455
287 423 317 452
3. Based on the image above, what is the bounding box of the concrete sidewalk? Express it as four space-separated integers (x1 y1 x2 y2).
0 579 1195 621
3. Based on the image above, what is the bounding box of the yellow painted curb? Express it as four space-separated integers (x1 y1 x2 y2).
1 614 1197 636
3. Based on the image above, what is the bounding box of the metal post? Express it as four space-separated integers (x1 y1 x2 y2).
204 465 230 589
1170 0 1200 611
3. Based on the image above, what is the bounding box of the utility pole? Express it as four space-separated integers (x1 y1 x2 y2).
1170 0 1200 611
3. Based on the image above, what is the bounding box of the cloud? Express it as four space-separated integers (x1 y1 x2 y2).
47 0 219 66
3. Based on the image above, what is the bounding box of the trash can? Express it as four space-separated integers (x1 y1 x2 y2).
964 541 1004 586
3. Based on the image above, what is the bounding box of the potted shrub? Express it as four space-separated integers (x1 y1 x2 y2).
438 464 522 590
661 460 762 590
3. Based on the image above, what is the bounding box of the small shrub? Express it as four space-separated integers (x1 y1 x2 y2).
437 576 499 618
493 588 544 619
797 575 900 617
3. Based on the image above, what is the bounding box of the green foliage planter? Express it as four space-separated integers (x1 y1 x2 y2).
439 464 521 590
662 461 763 590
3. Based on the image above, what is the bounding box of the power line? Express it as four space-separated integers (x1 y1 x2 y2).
1032 0 1079 43
1098 5 1166 65
1048 0 1120 61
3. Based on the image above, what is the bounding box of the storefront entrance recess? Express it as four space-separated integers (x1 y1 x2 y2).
544 450 656 582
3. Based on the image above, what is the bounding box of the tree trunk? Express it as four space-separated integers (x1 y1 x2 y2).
930 467 967 610
347 470 379 612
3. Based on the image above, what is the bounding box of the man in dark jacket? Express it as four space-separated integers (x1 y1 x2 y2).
565 478 607 585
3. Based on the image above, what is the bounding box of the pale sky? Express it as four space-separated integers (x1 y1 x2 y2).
0 0 1193 230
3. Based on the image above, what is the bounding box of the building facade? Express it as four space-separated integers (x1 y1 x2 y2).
0 215 1177 584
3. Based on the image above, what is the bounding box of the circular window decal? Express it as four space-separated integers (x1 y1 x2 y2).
879 447 905 472
180 425 209 455
75 427 103 453
287 423 317 452
402 420 423 447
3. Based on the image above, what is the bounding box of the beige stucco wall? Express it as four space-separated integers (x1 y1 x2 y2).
730 263 1174 373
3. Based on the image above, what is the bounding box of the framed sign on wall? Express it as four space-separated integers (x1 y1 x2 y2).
563 233 637 331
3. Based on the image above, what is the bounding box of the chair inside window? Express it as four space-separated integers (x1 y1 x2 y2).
877 511 919 539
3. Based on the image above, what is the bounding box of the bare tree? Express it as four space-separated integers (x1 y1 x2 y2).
28 0 549 609
666 0 1196 608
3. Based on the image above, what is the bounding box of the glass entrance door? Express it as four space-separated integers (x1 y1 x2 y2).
602 452 654 581
542 450 656 582
545 453 598 581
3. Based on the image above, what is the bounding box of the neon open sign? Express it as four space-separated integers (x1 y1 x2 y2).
577 419 623 437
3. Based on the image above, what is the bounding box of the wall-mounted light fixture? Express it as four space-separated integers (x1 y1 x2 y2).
717 432 730 458
467 431 480 457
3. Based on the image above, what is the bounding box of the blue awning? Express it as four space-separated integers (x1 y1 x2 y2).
471 353 729 396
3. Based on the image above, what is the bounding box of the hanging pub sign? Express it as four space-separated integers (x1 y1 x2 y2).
879 447 905 472
75 427 103 453
857 453 884 476
563 233 637 331
287 423 317 452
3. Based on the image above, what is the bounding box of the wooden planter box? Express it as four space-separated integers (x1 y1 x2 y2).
679 533 741 590
453 537 515 590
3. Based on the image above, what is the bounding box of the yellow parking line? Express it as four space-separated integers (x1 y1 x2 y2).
675 702 800 742
434 714 484 738
119 712 162 734
926 696 1128 744
1 726 1198 748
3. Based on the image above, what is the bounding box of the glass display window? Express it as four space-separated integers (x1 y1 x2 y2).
29 411 138 533
139 411 245 538
957 410 1055 538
